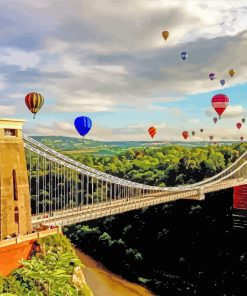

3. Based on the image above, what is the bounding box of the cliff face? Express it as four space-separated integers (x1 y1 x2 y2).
0 233 93 296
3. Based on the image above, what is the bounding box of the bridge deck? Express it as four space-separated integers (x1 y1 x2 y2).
32 178 247 227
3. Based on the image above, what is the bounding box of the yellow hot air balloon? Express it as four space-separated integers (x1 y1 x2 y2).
228 69 235 77
162 31 169 42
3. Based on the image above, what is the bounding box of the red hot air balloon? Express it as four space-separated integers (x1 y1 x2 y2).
211 94 229 119
209 135 214 141
148 127 156 139
240 136 244 141
182 131 189 140
236 122 242 130
213 117 218 124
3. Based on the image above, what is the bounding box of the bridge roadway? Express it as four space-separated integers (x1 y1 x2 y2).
31 178 247 227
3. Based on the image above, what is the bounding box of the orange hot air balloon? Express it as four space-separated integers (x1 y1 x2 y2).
182 131 189 140
211 94 229 119
25 92 44 119
240 136 244 141
162 31 169 41
209 135 214 141
228 69 235 77
236 122 242 130
148 127 156 139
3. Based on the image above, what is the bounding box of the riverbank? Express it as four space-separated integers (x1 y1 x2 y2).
76 249 154 296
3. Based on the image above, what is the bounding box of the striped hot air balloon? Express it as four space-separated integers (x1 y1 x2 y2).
148 127 156 139
211 94 229 119
25 92 44 119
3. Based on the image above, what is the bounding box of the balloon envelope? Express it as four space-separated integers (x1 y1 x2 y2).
209 73 215 80
25 92 44 118
200 129 204 133
74 116 92 137
162 31 169 41
236 122 242 130
211 94 229 119
240 136 244 141
192 131 195 136
182 131 189 140
148 127 156 138
242 118 245 123
220 79 225 86
229 69 235 77
213 117 218 124
181 51 188 61
209 135 214 141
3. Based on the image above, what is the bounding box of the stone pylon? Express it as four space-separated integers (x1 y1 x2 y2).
0 119 32 240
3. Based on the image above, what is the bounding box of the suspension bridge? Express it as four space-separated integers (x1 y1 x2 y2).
23 135 247 228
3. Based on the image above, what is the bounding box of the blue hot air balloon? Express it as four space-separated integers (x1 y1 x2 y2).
181 51 188 61
220 79 225 87
74 116 92 137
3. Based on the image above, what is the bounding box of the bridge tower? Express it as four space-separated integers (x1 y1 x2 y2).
0 118 32 240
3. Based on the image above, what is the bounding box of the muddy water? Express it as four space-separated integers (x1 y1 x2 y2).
75 249 155 296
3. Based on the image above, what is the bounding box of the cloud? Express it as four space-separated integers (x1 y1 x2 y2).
24 119 247 142
50 92 118 113
8 93 26 99
0 105 16 115
205 105 246 118
0 48 40 69
1 0 247 140
189 118 199 124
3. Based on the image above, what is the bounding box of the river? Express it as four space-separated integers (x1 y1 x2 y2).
75 249 155 296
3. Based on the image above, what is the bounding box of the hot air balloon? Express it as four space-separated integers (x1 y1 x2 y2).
148 127 156 139
25 92 44 119
236 122 242 130
181 52 188 61
240 136 244 141
162 31 169 41
229 69 235 77
220 79 225 87
182 131 189 140
211 94 229 119
200 129 204 133
192 131 195 136
213 117 218 124
209 73 215 81
242 118 245 124
209 135 214 141
74 116 92 137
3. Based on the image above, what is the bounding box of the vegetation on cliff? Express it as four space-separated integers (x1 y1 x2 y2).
0 234 93 296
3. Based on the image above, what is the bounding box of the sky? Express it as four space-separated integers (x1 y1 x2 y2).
1 0 247 141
